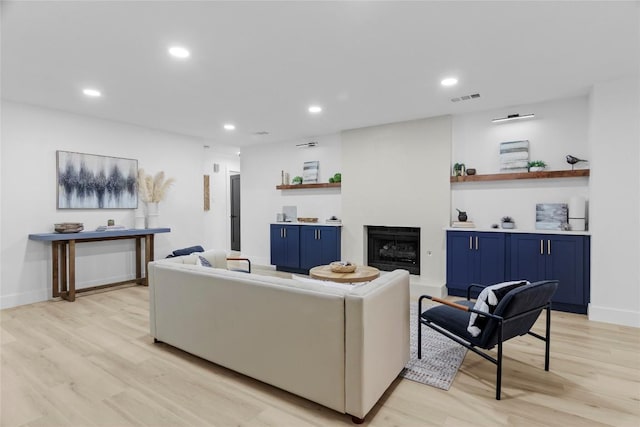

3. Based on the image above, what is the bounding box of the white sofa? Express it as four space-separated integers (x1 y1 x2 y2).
148 251 410 422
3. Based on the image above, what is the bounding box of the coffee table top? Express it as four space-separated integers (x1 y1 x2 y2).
309 265 380 283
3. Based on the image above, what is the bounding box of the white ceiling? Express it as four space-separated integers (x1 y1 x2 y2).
2 1 638 147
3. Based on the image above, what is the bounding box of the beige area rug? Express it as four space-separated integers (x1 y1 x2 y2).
401 302 468 390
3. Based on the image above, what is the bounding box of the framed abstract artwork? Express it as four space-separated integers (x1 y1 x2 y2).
56 151 138 209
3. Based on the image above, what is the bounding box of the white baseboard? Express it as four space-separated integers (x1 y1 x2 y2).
588 304 640 328
1 288 49 309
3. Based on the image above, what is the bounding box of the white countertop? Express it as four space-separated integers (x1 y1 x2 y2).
272 222 343 227
445 227 590 236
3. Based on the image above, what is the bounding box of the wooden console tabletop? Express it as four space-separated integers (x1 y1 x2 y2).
309 265 380 283
29 228 170 302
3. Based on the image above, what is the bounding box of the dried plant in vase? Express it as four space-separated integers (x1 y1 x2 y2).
137 169 175 203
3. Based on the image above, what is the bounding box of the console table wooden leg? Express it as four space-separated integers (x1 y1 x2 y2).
143 235 153 286
60 242 68 294
52 242 60 298
135 237 142 285
68 240 76 302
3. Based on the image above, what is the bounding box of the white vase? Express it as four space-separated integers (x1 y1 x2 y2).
146 202 159 228
134 205 146 229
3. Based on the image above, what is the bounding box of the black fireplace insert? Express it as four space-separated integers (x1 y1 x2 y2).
367 226 420 275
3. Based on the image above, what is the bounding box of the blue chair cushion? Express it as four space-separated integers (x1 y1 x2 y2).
420 300 485 347
171 245 204 257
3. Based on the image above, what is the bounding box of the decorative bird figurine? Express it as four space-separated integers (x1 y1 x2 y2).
566 155 588 170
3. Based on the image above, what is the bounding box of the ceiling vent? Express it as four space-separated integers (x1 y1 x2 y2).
451 93 480 103
253 131 270 135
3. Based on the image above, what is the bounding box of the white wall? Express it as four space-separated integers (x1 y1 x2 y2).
240 134 342 265
201 146 241 252
588 76 640 327
452 96 590 229
0 101 211 308
341 116 452 295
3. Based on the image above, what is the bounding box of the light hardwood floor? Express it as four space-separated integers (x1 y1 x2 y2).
1 284 639 426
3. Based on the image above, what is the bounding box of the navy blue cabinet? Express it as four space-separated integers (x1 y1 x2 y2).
510 233 590 314
300 226 341 271
270 225 300 270
446 231 506 297
270 225 341 273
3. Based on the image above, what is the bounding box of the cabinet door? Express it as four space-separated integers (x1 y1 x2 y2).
475 232 506 286
546 235 584 306
300 227 341 270
509 233 547 282
446 231 475 294
270 225 299 268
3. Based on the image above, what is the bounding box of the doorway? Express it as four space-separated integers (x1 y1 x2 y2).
230 174 241 251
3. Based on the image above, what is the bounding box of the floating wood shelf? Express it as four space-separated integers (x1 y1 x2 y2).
450 169 590 183
276 182 341 190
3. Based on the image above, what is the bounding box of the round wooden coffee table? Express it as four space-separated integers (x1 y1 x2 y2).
309 265 380 283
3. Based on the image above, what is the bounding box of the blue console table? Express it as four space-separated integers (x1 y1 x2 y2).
29 228 170 302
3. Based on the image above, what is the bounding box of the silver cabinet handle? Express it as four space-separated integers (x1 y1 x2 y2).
469 236 473 250
318 229 321 240
540 240 543 255
475 236 479 250
548 240 551 255
283 228 286 238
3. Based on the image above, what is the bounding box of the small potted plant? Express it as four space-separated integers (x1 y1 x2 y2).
501 216 515 229
528 160 547 172
292 176 303 185
453 163 465 177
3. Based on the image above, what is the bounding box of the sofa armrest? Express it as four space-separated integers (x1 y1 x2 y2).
344 270 410 419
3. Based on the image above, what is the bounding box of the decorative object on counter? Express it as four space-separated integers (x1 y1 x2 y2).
466 168 476 175
276 213 285 222
326 215 342 224
291 175 303 184
282 205 297 222
56 151 138 209
329 261 357 273
453 162 465 177
500 140 529 173
535 203 568 230
107 219 115 226
297 217 318 223
54 222 84 233
568 196 587 231
302 160 319 183
138 169 175 229
528 160 547 172
491 224 499 229
134 205 145 229
451 221 475 228
456 209 468 222
328 172 342 183
501 216 515 229
566 155 588 170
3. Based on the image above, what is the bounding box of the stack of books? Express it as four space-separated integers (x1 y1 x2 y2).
451 221 475 228
95 225 127 232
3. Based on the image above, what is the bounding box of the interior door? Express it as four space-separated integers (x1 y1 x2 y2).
230 174 241 251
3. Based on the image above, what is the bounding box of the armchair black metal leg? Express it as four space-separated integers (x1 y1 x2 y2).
496 321 503 400
417 318 423 359
544 305 551 371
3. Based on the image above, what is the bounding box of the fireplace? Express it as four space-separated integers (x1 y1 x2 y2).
367 226 420 275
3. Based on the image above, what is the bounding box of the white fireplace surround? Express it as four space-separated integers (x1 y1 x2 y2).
341 116 451 297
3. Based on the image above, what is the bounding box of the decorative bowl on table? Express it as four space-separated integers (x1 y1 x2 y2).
54 223 84 233
297 217 318 223
330 261 356 273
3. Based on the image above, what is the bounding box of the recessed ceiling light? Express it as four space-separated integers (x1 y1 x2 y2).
168 46 190 59
223 124 236 131
82 88 102 97
308 105 322 114
441 77 458 87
